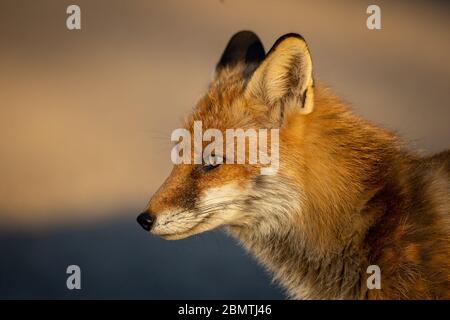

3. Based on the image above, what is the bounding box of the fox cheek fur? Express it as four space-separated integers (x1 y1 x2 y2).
137 31 450 299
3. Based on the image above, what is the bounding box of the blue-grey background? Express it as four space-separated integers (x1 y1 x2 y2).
0 0 449 299
0 215 283 299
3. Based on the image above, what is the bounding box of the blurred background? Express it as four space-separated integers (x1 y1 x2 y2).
0 0 449 299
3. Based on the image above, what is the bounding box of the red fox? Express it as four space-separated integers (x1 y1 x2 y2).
137 31 450 299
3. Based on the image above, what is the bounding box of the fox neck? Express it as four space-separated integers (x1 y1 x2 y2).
228 222 368 299
229 86 404 299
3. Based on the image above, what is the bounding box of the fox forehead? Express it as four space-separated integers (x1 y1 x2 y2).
185 65 268 131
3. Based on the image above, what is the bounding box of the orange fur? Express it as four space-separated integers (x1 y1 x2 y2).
141 32 450 299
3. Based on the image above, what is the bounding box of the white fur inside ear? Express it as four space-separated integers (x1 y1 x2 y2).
245 36 314 113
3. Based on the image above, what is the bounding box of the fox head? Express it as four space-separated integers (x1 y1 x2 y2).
137 31 317 240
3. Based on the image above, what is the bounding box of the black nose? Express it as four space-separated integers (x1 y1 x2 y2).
137 211 155 231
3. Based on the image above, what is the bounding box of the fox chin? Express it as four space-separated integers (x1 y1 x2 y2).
136 31 450 300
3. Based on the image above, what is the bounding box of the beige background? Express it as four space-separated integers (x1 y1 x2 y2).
1 0 449 227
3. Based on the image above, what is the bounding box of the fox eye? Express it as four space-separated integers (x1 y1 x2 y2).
202 155 223 172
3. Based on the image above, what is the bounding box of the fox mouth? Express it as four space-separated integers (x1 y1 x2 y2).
155 231 196 240
136 211 201 240
152 219 205 240
139 183 248 239
146 206 219 240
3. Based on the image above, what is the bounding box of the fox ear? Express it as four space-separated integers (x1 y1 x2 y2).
216 31 265 79
245 33 314 115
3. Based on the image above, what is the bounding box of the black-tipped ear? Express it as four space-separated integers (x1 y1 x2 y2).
216 31 265 79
